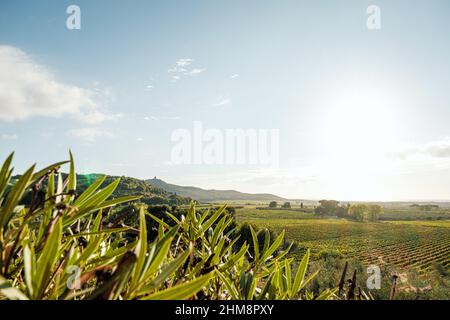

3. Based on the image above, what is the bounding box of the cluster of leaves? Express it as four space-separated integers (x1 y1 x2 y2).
0 152 336 300
314 200 349 217
106 204 237 243
348 204 383 222
314 200 382 222
19 173 191 207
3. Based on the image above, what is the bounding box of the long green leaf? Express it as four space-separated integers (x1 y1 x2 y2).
131 207 148 289
77 179 121 211
23 244 34 298
250 225 260 261
73 175 106 206
34 218 62 299
292 249 310 295
139 249 190 293
202 204 227 231
140 274 212 300
220 244 248 271
0 152 14 201
0 275 29 300
143 235 173 279
0 164 35 229
30 161 69 185
260 230 285 263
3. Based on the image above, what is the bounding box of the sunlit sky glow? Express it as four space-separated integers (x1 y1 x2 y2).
1 0 450 201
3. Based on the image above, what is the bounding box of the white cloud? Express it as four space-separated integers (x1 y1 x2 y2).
214 96 232 107
77 111 123 124
186 68 206 76
1 133 18 140
66 127 113 142
167 58 205 81
168 59 193 73
145 115 180 121
0 45 117 123
230 74 240 79
176 58 193 67
395 137 450 160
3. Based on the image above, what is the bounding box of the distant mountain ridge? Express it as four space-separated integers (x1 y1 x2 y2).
146 178 286 202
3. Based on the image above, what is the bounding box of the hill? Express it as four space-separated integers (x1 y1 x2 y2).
146 177 287 202
76 174 191 205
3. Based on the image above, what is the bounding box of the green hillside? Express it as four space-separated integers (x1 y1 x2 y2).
15 173 191 206
77 174 191 205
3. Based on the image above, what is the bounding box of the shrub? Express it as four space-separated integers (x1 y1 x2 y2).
0 152 335 300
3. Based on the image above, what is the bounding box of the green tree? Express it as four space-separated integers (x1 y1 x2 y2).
268 201 278 208
367 204 382 222
348 204 368 221
282 202 291 208
314 200 341 216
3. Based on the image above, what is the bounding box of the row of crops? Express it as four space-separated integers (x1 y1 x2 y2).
239 214 450 273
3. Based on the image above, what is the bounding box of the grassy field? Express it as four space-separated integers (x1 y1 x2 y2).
236 206 450 273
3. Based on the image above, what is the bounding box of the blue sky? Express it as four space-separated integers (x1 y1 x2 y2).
1 0 450 201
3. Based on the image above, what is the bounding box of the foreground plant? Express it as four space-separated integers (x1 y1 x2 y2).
0 152 335 300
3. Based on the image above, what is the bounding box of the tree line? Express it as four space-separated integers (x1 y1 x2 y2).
314 200 382 222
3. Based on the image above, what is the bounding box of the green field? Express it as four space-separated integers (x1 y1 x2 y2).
236 207 450 273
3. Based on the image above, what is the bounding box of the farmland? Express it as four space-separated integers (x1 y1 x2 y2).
235 206 450 273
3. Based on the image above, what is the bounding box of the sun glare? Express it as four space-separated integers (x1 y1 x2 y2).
313 82 402 200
